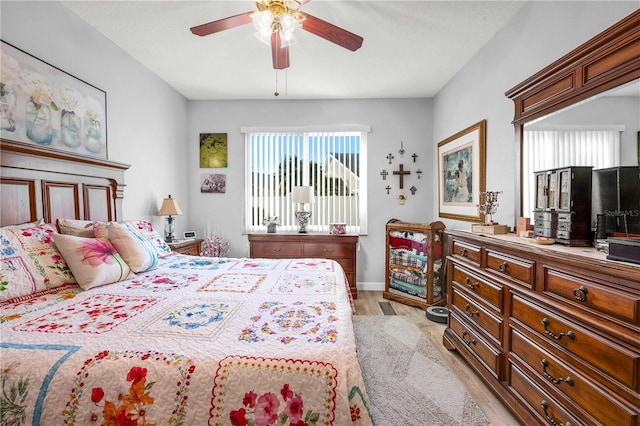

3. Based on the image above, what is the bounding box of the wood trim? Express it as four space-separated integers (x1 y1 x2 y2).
42 181 80 223
0 177 37 225
83 184 114 222
1 139 129 171
505 9 640 125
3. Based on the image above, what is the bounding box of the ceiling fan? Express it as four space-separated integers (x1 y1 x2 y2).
190 0 364 70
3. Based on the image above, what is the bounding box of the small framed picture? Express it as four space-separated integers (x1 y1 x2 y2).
184 231 197 240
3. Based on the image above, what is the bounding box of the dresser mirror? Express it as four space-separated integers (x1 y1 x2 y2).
521 79 639 224
506 9 640 233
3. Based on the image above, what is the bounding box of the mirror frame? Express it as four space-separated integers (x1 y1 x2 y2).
505 9 640 217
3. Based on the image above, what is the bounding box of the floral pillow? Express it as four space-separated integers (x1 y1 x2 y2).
0 221 76 302
124 220 172 258
56 218 99 238
94 220 171 258
105 222 159 273
52 234 133 290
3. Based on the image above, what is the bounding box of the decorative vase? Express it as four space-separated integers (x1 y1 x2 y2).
61 110 82 148
0 83 17 132
84 115 102 154
25 98 52 145
267 223 277 233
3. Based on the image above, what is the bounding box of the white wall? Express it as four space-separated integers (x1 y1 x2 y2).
188 98 434 286
1 1 189 233
432 1 639 230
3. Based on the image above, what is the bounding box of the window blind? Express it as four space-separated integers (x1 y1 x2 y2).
244 129 368 233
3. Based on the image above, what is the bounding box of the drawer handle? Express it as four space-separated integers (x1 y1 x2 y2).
499 261 508 273
459 247 467 257
541 359 574 386
572 285 588 303
465 277 479 289
540 400 572 426
323 248 333 253
464 304 479 317
541 318 575 341
271 248 281 253
461 331 476 346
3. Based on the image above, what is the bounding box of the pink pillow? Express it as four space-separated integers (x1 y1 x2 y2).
52 234 133 290
0 221 76 302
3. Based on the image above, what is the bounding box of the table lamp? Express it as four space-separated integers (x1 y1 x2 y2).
157 194 183 242
292 186 314 233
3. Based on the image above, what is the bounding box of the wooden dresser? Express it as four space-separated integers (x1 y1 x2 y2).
443 230 640 425
248 233 358 299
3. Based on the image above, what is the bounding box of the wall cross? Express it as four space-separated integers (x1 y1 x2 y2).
392 164 411 189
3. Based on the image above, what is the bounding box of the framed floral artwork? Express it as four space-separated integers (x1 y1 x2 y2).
200 173 226 193
1 40 108 159
437 119 486 222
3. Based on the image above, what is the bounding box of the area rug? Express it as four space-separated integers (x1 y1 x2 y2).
353 315 490 426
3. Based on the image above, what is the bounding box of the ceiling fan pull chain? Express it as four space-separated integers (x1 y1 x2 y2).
274 69 279 97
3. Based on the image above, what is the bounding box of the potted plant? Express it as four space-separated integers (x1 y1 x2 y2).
262 216 280 233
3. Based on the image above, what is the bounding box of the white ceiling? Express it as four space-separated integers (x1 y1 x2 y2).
61 0 527 100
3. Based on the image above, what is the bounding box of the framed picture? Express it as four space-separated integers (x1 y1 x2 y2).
1 40 108 159
437 119 486 222
199 133 228 168
200 173 226 193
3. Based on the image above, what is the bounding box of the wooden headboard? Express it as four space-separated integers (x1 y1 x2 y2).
1 139 130 227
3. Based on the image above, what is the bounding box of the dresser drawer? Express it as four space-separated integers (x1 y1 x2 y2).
510 328 638 426
449 312 502 379
451 285 503 345
508 362 581 426
303 242 351 258
534 211 553 221
251 242 302 257
450 239 481 267
486 250 535 288
544 267 640 324
534 227 553 238
450 262 503 312
510 293 640 391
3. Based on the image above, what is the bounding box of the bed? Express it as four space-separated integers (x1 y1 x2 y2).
0 139 373 425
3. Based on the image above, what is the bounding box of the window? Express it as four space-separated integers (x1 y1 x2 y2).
243 127 368 234
522 127 621 217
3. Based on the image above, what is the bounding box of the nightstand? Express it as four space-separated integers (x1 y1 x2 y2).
167 239 203 256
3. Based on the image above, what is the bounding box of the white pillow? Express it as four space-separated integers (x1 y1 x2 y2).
94 220 172 258
56 218 99 238
52 234 133 290
107 222 159 273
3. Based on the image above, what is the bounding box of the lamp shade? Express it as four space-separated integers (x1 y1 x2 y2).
292 186 315 204
157 195 183 216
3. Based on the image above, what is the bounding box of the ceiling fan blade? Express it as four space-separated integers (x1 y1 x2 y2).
271 32 290 69
190 11 253 37
300 13 363 52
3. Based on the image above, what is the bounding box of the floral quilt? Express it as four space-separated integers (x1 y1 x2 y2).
0 255 372 425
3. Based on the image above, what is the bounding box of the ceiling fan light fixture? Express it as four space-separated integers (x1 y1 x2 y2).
279 14 297 46
252 1 303 47
252 10 274 45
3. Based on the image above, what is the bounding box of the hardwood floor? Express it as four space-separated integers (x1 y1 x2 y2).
354 291 521 426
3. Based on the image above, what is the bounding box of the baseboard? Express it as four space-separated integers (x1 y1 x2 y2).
357 281 384 292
